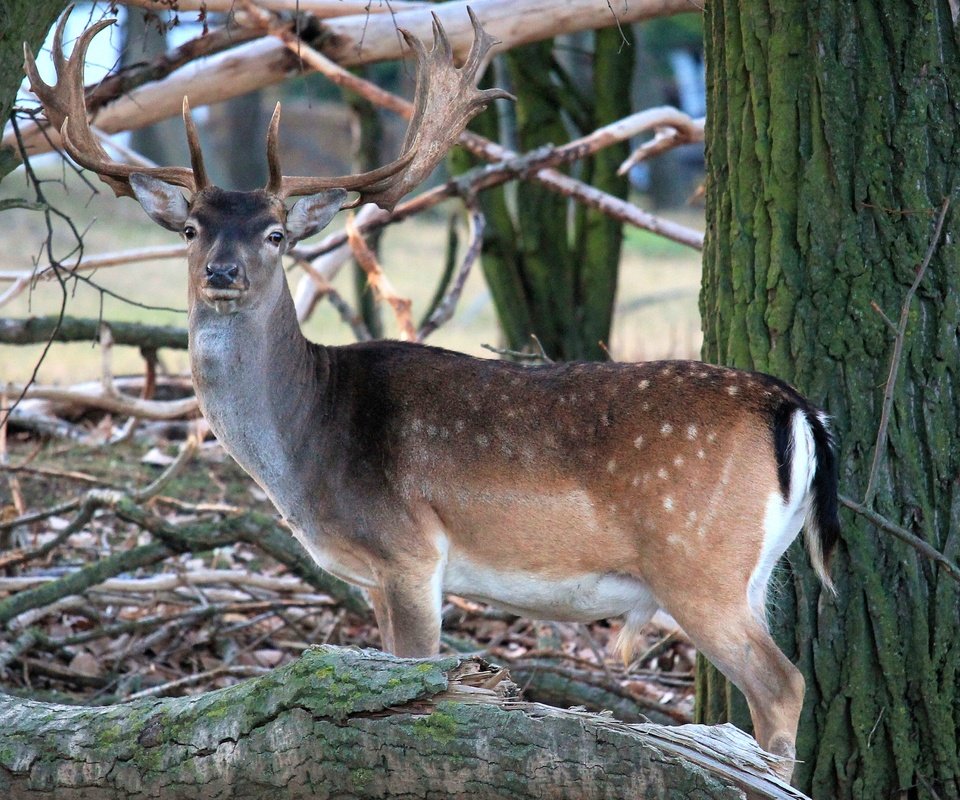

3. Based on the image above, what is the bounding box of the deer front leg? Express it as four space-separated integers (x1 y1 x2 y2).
366 586 395 654
373 556 445 658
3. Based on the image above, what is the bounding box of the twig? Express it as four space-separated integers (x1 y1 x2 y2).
0 630 42 672
291 202 385 325
0 570 317 595
0 389 26 521
0 502 96 571
0 463 119 487
416 197 485 342
345 214 415 340
0 497 84 535
132 436 198 502
480 335 554 363
122 0 427 13
863 198 950 506
290 257 372 340
42 599 322 649
122 665 270 701
505 657 689 723
839 494 960 585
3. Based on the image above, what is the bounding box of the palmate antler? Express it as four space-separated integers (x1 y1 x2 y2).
24 15 204 199
267 8 513 209
24 7 512 210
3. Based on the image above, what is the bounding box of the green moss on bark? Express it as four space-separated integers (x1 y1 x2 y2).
0 1 69 181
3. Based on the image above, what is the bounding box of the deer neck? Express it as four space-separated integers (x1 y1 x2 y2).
188 283 328 514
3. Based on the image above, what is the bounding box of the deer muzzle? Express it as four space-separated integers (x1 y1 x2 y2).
204 263 248 298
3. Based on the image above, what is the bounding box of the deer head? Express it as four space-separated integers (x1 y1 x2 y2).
24 10 510 316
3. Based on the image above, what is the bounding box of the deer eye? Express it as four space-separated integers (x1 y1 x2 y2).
267 231 284 246
183 225 197 241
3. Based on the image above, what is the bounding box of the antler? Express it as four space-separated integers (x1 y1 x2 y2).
24 12 205 199
25 8 508 207
267 8 513 209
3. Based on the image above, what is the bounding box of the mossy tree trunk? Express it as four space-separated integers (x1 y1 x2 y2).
0 0 69 180
699 2 960 798
458 28 633 362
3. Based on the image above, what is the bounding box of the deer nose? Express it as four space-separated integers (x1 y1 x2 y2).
205 263 240 289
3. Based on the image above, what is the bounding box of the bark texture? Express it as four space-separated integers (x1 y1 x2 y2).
0 0 69 179
699 2 960 798
0 646 802 799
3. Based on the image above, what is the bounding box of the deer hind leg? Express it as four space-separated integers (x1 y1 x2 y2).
670 601 805 783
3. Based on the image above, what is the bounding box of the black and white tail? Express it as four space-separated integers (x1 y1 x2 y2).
803 410 840 593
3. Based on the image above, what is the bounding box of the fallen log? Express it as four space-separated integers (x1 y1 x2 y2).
0 316 188 350
0 646 805 799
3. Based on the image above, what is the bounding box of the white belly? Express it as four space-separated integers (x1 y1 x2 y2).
443 554 655 623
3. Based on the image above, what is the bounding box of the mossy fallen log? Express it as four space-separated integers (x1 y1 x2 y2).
0 646 805 800
0 316 188 350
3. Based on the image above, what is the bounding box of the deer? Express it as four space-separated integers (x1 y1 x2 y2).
26 9 839 783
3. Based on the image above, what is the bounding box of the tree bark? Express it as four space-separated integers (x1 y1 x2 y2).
0 0 69 179
699 2 960 799
0 646 802 799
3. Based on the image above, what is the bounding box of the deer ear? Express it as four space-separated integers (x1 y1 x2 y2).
286 189 348 244
130 173 189 232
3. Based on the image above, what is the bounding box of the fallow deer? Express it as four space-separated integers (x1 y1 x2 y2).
26 10 839 782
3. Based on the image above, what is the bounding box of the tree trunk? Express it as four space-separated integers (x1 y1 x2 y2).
0 0 69 179
0 646 802 799
699 2 960 799
464 27 633 361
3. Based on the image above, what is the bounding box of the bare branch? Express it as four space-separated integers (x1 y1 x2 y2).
839 494 960 585
416 197 484 342
278 32 704 250
0 569 316 596
9 0 699 159
345 214 415 341
291 260 372 340
0 316 188 349
291 202 386 323
119 0 428 12
4 383 199 420
617 108 705 175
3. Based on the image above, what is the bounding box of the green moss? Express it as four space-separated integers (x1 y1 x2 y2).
412 709 458 745
350 767 373 790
